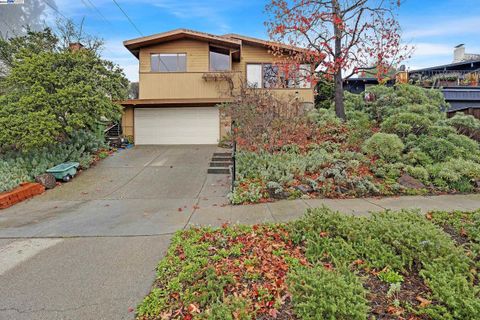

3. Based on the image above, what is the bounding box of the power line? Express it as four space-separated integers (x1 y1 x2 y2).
81 0 115 28
42 0 118 59
111 0 143 36
42 0 69 21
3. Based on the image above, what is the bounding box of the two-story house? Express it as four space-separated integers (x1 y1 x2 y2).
120 29 314 145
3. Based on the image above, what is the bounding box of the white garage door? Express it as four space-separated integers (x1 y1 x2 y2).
134 107 219 145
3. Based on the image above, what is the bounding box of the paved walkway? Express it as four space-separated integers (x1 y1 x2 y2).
191 193 480 227
0 145 478 319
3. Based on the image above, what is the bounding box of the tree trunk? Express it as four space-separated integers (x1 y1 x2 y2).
334 69 346 120
332 0 346 120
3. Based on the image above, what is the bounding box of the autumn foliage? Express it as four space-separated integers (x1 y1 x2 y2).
265 0 411 119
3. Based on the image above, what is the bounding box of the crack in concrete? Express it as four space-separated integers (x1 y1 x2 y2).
362 198 388 210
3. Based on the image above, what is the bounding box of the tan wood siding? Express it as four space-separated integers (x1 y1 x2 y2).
121 106 134 137
139 39 209 73
136 41 314 103
232 44 314 103
139 72 239 99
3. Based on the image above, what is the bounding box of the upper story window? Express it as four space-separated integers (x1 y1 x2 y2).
209 46 231 71
151 53 186 72
246 64 262 88
246 63 312 89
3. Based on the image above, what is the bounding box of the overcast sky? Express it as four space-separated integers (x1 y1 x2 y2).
1 0 479 81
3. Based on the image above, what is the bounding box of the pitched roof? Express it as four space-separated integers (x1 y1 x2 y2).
123 29 241 58
123 29 308 58
222 33 309 53
410 59 480 73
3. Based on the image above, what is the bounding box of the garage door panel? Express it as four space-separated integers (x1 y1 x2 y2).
134 107 219 145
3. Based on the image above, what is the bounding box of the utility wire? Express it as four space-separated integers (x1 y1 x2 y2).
42 0 117 59
81 0 115 28
42 0 69 21
111 0 143 36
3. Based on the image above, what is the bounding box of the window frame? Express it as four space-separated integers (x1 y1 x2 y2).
245 62 312 89
209 46 232 72
246 64 263 88
150 53 187 73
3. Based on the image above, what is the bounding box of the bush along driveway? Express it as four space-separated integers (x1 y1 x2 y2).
136 207 480 320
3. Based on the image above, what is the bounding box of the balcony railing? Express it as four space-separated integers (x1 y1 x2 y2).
410 70 479 88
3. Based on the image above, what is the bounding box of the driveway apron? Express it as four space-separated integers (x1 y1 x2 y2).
0 145 228 320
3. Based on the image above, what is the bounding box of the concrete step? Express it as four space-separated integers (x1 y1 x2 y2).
210 162 231 167
208 167 231 174
212 157 232 162
213 152 232 157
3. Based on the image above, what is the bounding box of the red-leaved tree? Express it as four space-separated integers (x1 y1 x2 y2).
266 0 411 120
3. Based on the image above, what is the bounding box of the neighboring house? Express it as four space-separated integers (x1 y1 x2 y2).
343 77 395 94
342 44 480 119
409 45 480 116
120 29 314 145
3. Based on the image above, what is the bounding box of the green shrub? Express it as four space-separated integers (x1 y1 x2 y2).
344 84 447 122
404 165 430 184
0 130 105 192
403 148 433 166
381 112 433 137
414 134 480 163
414 136 459 162
288 265 369 320
427 159 480 191
428 125 457 138
292 208 480 319
445 134 480 161
446 114 480 137
362 133 405 161
378 269 404 284
308 108 341 126
229 180 267 204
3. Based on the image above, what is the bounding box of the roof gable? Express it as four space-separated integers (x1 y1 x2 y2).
124 29 309 59
124 29 241 58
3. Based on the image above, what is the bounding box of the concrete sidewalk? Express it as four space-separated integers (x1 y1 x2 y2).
189 194 480 227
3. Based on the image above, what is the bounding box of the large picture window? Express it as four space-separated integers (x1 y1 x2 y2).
209 46 231 71
151 53 186 72
246 63 311 89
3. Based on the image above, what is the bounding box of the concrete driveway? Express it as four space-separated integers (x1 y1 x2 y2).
0 145 231 237
0 145 231 320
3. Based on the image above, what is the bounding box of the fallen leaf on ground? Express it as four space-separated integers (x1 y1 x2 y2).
416 296 432 308
188 303 200 313
387 306 404 316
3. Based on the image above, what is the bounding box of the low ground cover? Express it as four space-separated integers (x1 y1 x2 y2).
136 208 480 319
228 85 480 204
0 130 107 193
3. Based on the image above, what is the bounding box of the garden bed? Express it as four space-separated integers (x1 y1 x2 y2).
136 208 480 320
228 85 480 204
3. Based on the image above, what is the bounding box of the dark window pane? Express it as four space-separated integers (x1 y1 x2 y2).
209 46 230 71
263 64 279 88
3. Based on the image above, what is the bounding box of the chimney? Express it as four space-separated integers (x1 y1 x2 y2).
68 42 84 52
453 44 465 63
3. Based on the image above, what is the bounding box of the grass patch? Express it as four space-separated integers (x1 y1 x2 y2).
137 208 480 320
